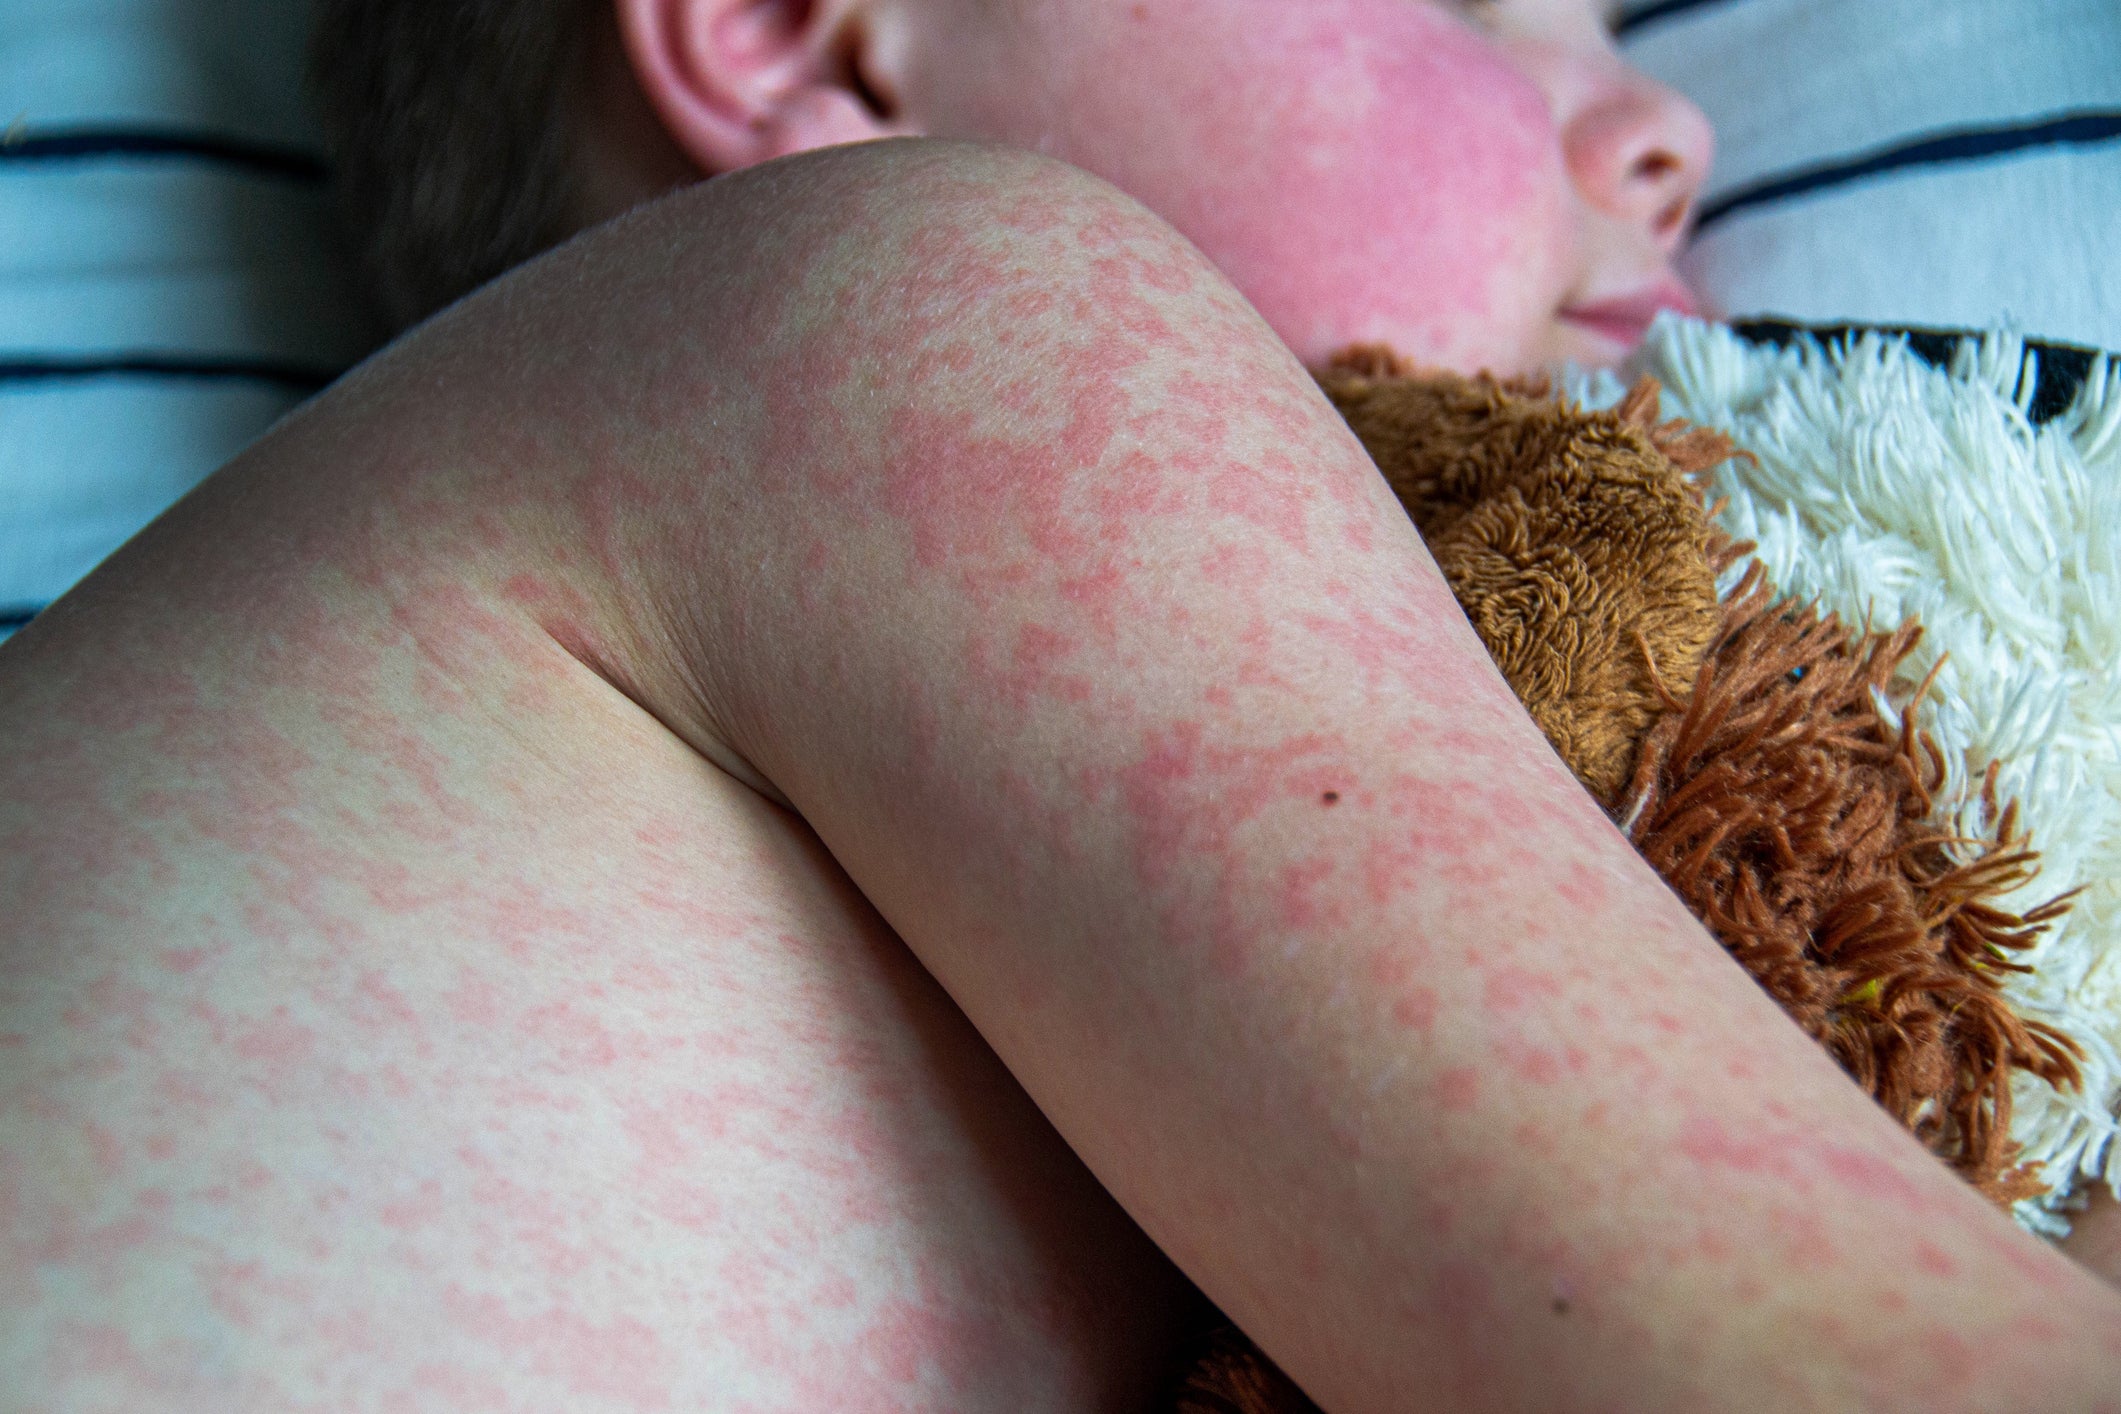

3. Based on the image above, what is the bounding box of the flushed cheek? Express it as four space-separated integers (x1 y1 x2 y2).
1060 2 1574 371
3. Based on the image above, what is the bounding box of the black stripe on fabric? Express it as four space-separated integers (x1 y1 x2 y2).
0 606 43 632
1697 111 2121 232
0 127 328 183
1615 0 1736 39
1733 321 2107 426
0 354 340 394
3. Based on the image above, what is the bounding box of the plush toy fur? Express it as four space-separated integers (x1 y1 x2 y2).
1629 320 2121 1235
1168 348 2091 1414
1317 349 1720 807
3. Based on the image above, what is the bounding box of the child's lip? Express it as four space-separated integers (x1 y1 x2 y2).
1558 283 1700 348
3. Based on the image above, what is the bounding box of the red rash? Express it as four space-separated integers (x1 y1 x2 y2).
1435 1067 1482 1113
958 0 1575 370
7 140 2111 1411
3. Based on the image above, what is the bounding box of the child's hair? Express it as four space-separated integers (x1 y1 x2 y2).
308 0 595 329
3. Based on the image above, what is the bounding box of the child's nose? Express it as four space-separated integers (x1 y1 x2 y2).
1563 73 1714 253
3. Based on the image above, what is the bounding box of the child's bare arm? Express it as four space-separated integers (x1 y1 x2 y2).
2065 1190 2121 1290
533 142 2121 1409
6 140 2117 1409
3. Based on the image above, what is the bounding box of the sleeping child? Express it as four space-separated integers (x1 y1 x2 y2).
3 0 2118 1408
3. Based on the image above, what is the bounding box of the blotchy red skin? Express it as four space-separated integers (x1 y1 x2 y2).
3 144 2118 1411
903 0 1583 370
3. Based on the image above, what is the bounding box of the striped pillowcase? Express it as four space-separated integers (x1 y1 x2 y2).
0 0 383 640
1619 0 2121 352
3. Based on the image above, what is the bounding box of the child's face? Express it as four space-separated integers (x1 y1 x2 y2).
892 0 1712 372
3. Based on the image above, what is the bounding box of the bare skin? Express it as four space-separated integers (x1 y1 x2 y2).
2065 1190 2121 1289
5 142 2120 1411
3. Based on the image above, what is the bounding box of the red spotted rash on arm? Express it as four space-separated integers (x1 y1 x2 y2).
4 143 2117 1410
638 153 2119 1410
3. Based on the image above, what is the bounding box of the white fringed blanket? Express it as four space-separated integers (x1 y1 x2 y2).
1581 318 2121 1232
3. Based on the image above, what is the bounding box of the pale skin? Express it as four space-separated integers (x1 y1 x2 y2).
5 141 2121 1411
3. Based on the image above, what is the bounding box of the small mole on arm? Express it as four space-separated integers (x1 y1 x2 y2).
1321 790 1340 805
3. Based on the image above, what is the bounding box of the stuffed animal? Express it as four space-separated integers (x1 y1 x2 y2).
1637 320 2121 1233
1168 331 2113 1412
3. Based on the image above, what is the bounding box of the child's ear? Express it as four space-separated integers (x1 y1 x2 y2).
615 0 911 173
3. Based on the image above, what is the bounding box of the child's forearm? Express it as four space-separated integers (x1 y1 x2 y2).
2064 1190 2121 1290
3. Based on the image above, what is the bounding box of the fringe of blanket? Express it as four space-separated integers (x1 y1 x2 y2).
1620 318 2121 1230
1172 1321 1317 1414
1612 378 2085 1204
1618 559 2083 1202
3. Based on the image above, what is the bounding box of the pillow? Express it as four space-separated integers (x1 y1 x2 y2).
0 0 384 641
1619 0 2121 350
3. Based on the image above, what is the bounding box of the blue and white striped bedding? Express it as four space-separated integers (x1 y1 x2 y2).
1619 0 2121 350
0 0 383 641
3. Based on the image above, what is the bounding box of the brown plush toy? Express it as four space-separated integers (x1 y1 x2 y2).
1167 354 2085 1414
